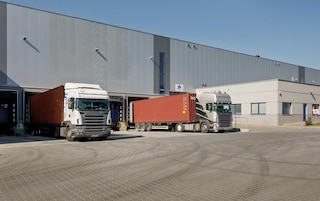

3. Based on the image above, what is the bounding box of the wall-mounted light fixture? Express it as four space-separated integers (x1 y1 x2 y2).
279 91 282 96
95 48 107 61
274 62 280 66
149 56 154 60
186 43 191 48
22 36 27 41
193 44 197 49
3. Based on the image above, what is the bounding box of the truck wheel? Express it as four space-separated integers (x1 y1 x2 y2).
66 127 75 141
66 135 75 141
200 122 209 133
175 123 184 132
145 123 152 131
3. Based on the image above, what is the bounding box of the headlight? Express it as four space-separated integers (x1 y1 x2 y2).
72 127 84 134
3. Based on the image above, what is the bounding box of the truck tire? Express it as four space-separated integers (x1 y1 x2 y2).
140 123 146 132
135 123 145 132
200 122 209 133
135 124 140 131
66 126 75 141
145 123 152 131
175 123 184 132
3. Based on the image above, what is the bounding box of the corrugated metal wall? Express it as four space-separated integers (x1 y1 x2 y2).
305 68 319 85
4 3 320 96
6 4 154 94
170 40 300 92
0 2 6 85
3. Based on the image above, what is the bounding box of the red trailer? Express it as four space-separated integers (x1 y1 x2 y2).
31 86 64 126
130 93 205 132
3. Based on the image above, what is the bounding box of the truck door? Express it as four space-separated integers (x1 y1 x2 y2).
64 97 77 125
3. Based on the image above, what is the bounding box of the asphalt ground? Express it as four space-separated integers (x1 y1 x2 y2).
1 126 320 200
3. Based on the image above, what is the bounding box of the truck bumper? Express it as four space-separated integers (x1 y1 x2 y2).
211 123 233 132
71 126 111 139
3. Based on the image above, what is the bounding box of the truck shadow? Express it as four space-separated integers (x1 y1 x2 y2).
0 134 56 144
0 133 143 144
106 134 143 141
80 134 143 142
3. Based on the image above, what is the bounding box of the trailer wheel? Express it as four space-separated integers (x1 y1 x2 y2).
135 124 140 131
175 123 184 132
135 123 145 132
140 123 146 132
145 123 152 131
200 122 209 133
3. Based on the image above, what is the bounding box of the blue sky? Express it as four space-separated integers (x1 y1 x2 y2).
4 0 320 69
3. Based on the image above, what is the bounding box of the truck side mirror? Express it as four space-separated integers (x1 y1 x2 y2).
206 103 213 111
68 98 75 109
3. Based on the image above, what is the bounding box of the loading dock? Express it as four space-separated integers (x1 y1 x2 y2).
0 90 17 134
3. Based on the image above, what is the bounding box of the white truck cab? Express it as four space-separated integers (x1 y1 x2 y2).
62 83 111 140
196 91 232 132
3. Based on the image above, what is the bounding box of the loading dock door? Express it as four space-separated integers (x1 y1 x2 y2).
24 92 38 124
303 104 307 121
109 96 125 131
0 90 17 134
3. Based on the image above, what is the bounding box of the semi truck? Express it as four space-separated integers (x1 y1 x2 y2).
30 83 112 141
130 92 232 133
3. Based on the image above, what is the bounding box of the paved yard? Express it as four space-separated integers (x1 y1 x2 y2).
0 127 320 200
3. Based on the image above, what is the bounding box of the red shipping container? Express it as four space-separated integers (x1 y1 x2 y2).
31 86 64 125
132 93 197 123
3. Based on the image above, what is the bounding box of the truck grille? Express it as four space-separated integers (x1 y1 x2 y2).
218 112 232 127
81 112 107 134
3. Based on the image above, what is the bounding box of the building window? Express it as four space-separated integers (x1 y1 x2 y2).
251 102 266 115
312 104 319 115
282 102 292 115
159 52 165 94
231 104 241 115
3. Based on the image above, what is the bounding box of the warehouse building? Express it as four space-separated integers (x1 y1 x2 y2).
1 2 320 133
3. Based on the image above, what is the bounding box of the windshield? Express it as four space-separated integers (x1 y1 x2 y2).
76 98 109 111
214 104 231 112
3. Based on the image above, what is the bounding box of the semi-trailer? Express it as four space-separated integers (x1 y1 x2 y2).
30 82 112 141
130 92 232 133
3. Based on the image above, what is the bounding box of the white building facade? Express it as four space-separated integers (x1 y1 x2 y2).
196 79 320 126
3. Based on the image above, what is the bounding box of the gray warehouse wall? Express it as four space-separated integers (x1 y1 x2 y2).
6 4 154 95
170 39 301 92
305 68 320 85
0 2 6 85
4 2 320 96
